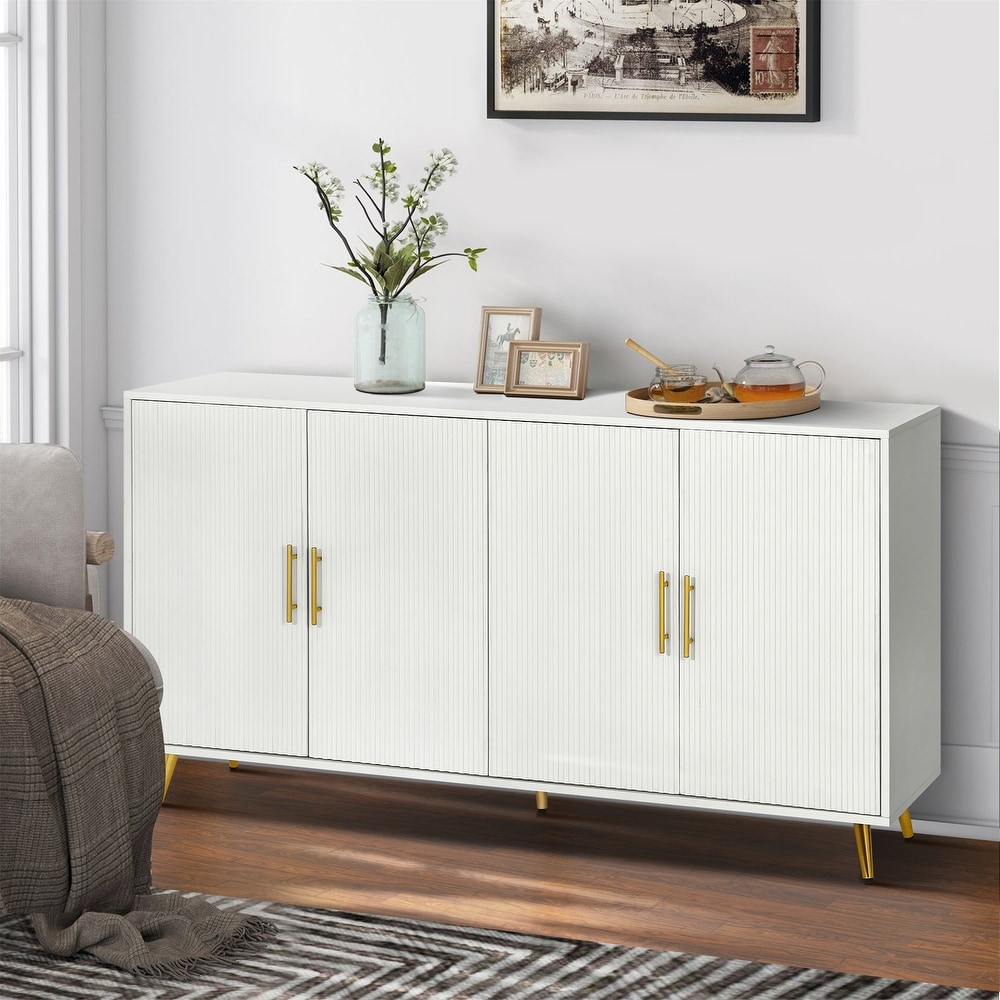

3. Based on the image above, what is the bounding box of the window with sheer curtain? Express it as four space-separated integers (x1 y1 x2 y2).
0 0 24 442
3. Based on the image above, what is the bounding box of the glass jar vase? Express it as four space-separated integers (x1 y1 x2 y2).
354 294 425 394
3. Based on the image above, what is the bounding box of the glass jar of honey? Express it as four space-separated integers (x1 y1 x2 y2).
648 365 708 404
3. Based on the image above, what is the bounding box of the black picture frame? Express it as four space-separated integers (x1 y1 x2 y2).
487 0 819 122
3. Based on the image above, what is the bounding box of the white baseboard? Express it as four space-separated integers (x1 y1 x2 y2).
912 819 1000 842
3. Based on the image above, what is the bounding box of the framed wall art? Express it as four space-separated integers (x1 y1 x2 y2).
504 341 590 399
474 306 542 393
487 0 819 122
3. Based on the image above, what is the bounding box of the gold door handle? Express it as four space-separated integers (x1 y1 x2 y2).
683 575 694 658
658 571 670 654
310 546 323 626
285 545 298 623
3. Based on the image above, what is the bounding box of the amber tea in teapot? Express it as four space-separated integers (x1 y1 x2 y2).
730 346 825 403
733 381 807 402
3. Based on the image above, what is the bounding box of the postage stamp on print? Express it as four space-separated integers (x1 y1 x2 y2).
750 26 798 96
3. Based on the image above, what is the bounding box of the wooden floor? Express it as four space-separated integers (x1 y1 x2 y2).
152 758 1000 992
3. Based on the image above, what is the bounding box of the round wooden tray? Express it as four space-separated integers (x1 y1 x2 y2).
625 384 821 420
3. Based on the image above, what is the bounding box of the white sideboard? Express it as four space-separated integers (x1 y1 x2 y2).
124 373 942 881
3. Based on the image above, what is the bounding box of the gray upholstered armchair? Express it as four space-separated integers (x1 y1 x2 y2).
0 442 164 711
1 444 265 967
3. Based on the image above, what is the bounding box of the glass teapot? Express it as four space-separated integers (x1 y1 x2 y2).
728 346 825 403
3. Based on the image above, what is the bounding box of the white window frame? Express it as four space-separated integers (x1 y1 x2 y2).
1 0 26 441
1 0 70 445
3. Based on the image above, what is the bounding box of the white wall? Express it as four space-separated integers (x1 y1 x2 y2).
95 0 998 832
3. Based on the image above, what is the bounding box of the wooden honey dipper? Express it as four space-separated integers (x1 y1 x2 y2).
624 338 685 375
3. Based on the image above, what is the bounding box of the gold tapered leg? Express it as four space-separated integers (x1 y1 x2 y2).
853 823 875 883
228 760 239 770
535 790 548 815
163 754 179 803
899 809 914 840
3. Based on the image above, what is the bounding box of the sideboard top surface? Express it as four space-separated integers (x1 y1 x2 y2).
125 372 940 439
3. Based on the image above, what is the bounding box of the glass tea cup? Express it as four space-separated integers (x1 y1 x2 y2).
648 365 708 404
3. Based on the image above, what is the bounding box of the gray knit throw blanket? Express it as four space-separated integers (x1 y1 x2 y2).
0 597 275 976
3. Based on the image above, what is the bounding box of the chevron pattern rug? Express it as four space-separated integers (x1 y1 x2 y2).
0 891 994 1000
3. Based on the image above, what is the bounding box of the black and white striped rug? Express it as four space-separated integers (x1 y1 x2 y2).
0 891 994 999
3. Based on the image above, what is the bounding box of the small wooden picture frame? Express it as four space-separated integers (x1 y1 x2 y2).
504 341 590 400
474 306 542 393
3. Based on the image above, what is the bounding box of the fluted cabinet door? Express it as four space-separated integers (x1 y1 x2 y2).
129 401 308 755
678 430 881 815
488 421 680 792
307 411 488 775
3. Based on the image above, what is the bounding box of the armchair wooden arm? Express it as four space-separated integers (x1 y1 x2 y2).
85 531 115 567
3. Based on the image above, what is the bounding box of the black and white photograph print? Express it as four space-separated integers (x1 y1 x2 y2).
474 306 542 393
487 0 819 122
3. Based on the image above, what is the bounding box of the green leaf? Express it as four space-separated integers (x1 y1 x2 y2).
407 261 444 281
384 256 413 294
326 265 372 286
